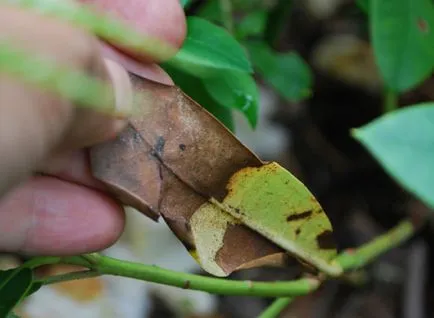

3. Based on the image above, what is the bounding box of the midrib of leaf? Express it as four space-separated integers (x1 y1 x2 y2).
182 36 250 71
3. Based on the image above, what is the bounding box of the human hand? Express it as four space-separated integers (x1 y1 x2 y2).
0 0 186 256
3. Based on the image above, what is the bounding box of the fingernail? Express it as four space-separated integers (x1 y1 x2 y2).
104 58 133 117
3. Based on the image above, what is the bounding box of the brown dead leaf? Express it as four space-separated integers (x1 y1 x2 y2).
90 75 338 277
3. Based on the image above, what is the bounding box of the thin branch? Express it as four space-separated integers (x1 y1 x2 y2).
258 297 293 318
38 270 101 286
383 88 398 113
60 255 319 297
333 220 415 271
26 218 418 305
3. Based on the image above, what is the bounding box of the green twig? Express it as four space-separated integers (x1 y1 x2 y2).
22 256 61 269
38 270 101 286
60 254 319 297
333 220 415 271
219 0 234 33
383 89 398 113
258 297 293 318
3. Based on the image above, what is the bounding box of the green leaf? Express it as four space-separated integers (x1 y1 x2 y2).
162 64 235 131
235 11 267 40
0 268 33 317
24 282 42 298
207 161 341 276
180 0 192 8
202 71 259 128
246 42 312 102
6 312 21 318
196 0 223 24
165 17 252 78
370 0 434 92
352 103 434 209
356 0 369 14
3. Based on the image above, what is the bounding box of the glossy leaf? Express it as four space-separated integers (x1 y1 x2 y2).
235 11 267 40
246 42 312 102
90 77 341 277
165 17 252 77
353 103 434 209
370 0 434 92
0 268 33 317
202 71 259 128
162 64 235 131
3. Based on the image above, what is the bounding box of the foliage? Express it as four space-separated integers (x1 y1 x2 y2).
1 0 434 317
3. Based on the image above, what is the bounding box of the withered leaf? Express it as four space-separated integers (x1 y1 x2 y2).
90 75 341 277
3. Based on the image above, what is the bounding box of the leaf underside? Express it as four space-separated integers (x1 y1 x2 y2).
90 76 339 277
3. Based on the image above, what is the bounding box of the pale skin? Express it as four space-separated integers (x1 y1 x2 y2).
0 0 186 255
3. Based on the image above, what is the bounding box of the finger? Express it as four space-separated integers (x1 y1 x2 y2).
100 43 174 85
0 176 125 255
41 150 104 190
0 6 132 194
79 0 186 62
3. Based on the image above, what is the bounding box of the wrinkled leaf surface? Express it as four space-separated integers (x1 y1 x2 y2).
90 76 340 277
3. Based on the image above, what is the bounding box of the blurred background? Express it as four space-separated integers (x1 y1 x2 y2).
3 0 434 317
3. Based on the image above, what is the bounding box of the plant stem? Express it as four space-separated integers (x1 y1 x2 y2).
22 256 61 269
258 297 293 318
333 220 415 271
22 218 419 300
383 89 398 113
39 270 101 286
220 0 234 33
61 255 319 297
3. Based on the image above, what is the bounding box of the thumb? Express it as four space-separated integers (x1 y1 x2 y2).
0 5 132 196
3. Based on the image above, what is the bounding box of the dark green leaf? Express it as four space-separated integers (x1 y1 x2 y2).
246 42 312 102
352 103 434 209
162 65 235 131
0 268 33 317
235 11 267 40
202 71 259 128
24 282 42 298
196 0 223 24
356 0 369 14
165 17 252 77
370 0 434 92
0 270 14 283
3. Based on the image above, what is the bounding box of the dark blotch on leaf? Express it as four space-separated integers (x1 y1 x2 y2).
154 136 165 155
316 230 335 249
286 210 312 222
179 144 186 151
417 17 429 33
295 228 301 236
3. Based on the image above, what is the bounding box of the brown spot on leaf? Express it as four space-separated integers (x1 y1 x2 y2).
286 210 312 222
295 228 301 236
316 230 335 250
179 143 186 151
417 17 429 33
